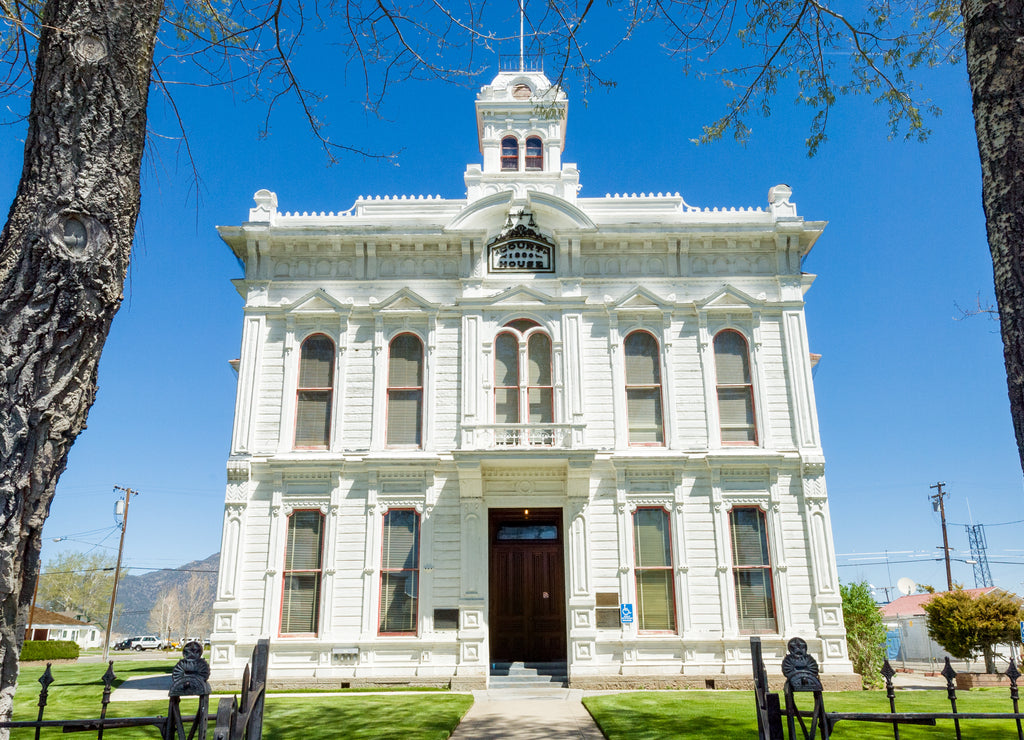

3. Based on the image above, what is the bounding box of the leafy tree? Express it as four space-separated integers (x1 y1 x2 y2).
35 551 117 625
924 587 1024 673
840 581 887 689
0 0 1022 727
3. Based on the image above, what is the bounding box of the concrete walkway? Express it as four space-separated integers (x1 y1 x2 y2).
449 689 604 740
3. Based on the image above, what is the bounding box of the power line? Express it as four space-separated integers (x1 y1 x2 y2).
950 518 1024 527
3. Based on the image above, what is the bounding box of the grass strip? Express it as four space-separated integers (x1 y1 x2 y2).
584 689 1024 739
10 661 472 740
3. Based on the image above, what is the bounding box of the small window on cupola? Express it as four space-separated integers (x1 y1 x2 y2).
501 136 519 171
525 137 543 171
512 84 532 99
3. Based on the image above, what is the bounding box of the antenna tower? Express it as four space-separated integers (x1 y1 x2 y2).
965 523 994 588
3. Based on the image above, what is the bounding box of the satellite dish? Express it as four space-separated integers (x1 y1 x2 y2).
897 577 917 596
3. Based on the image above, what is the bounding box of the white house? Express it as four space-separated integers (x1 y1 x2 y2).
210 66 856 689
25 607 103 649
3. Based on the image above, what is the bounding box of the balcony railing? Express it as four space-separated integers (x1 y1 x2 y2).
461 423 584 450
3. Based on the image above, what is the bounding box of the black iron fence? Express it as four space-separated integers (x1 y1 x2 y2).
1 639 267 740
752 636 1024 739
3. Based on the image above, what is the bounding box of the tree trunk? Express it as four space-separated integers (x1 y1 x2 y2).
982 644 997 674
962 0 1024 475
0 0 162 729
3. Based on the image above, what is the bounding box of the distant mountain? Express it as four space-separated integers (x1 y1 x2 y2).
114 553 220 635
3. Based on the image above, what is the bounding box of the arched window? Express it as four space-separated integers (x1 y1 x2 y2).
501 136 519 171
624 331 664 445
714 330 756 444
387 334 424 447
295 334 334 448
494 320 553 444
525 136 543 171
729 507 776 633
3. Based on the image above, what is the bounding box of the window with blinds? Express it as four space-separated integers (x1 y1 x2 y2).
493 321 553 434
624 331 664 445
294 334 334 448
281 510 324 634
386 334 424 447
525 136 543 171
729 507 777 633
633 507 676 631
501 136 519 171
379 509 420 634
714 330 757 444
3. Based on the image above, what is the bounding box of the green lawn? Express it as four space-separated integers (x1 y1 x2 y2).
9 661 472 740
584 689 1024 739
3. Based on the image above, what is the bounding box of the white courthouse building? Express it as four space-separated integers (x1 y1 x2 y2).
210 66 856 689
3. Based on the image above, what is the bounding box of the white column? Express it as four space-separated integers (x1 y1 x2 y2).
749 311 773 448
781 310 821 450
277 316 298 453
232 315 264 454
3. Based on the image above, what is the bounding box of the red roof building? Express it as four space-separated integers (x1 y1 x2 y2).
879 587 997 617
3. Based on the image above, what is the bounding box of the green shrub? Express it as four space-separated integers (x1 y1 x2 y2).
20 640 80 661
840 580 886 689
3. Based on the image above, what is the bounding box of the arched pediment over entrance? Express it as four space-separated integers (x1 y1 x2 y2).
444 190 596 237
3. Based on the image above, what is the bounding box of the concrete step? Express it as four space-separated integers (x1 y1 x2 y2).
489 662 567 688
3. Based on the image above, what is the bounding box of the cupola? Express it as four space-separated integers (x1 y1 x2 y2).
464 67 580 203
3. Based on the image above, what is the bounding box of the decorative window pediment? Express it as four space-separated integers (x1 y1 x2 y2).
374 287 439 315
484 284 557 309
612 286 675 313
698 285 762 312
285 288 350 316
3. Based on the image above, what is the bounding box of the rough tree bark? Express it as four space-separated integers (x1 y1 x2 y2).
962 0 1024 475
0 0 162 728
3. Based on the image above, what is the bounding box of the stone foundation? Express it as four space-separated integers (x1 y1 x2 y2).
213 672 862 693
570 673 863 691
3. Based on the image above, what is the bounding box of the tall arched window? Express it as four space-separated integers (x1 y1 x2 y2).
624 331 664 445
494 320 553 444
714 330 756 444
387 333 424 447
295 334 334 448
501 136 519 171
525 136 543 170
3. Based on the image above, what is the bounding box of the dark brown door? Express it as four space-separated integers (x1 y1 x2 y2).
489 508 566 663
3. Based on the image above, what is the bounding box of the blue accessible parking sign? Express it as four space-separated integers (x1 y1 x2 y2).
620 603 634 624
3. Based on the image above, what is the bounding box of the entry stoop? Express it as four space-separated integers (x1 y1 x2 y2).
489 661 568 688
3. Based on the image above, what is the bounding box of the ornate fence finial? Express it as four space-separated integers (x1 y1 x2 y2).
170 641 212 697
782 637 822 692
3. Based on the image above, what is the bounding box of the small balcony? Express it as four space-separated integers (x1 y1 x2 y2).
461 423 585 450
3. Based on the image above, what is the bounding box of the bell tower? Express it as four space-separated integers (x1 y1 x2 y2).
464 67 580 203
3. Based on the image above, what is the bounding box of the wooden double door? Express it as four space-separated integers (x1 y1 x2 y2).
488 508 566 663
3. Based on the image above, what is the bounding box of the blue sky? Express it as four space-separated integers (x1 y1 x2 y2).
1 17 1020 600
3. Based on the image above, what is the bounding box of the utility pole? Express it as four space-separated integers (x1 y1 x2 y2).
102 486 138 663
930 482 953 592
